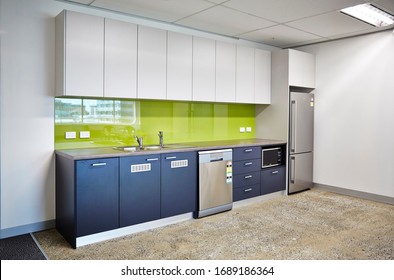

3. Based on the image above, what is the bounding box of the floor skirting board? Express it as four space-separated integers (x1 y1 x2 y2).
313 183 394 205
0 220 55 239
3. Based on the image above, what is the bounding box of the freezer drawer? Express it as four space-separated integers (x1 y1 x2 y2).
289 152 313 194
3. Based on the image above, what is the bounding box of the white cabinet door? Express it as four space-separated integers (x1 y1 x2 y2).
138 26 167 100
167 31 192 101
288 49 315 88
192 36 215 102
254 48 271 104
104 19 137 98
58 10 104 97
216 41 236 103
236 46 255 103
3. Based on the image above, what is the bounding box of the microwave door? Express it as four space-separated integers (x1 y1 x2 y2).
290 92 314 154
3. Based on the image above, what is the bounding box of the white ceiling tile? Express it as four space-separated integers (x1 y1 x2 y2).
176 5 276 36
91 0 216 22
223 0 365 23
287 12 375 38
239 25 322 47
371 0 394 14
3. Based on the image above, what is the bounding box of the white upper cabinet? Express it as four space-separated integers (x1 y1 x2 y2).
236 45 255 103
167 32 193 101
288 49 315 88
192 36 216 102
138 25 167 100
55 10 272 103
56 10 104 97
216 41 236 103
104 19 137 99
254 49 271 104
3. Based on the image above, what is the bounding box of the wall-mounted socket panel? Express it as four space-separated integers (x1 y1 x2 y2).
239 127 245 133
65 131 76 139
80 131 90 139
246 127 252 132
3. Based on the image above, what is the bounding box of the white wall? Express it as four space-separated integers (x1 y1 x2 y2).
298 30 394 198
0 0 275 238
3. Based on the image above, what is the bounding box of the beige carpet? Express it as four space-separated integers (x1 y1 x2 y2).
34 189 394 260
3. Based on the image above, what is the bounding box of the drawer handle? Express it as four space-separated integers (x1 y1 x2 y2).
271 171 279 174
244 175 253 179
244 149 253 152
244 188 253 192
244 162 253 166
91 163 106 167
165 156 177 160
146 158 159 162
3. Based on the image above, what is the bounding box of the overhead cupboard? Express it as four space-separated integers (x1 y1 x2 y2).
55 10 271 104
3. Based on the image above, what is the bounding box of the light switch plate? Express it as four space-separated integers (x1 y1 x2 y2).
240 127 245 133
246 127 252 132
65 131 76 139
80 131 90 139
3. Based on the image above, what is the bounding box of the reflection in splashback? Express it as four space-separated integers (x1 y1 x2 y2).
55 98 255 149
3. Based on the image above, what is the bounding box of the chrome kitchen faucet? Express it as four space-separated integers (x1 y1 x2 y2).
134 135 143 149
158 131 164 148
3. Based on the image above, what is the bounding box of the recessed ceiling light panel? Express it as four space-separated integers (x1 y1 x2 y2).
341 3 394 27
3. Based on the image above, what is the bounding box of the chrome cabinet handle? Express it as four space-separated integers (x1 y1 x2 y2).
244 188 253 192
165 156 177 160
91 163 106 167
244 149 253 152
244 162 253 166
271 171 279 174
244 175 253 179
146 158 159 162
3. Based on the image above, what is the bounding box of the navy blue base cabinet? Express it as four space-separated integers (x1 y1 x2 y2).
232 146 262 202
56 155 119 248
120 155 161 227
261 165 286 195
161 152 197 218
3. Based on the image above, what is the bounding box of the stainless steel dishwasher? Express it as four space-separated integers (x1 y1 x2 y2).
197 149 233 218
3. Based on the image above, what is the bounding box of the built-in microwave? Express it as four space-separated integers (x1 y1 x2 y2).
262 147 282 168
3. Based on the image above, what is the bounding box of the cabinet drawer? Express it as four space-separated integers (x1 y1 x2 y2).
233 146 261 161
233 171 260 188
261 165 286 195
233 158 261 174
233 184 260 202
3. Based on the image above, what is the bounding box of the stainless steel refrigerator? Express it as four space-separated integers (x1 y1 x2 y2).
288 91 314 194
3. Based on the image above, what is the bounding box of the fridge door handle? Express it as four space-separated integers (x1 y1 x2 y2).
290 156 296 184
290 100 296 153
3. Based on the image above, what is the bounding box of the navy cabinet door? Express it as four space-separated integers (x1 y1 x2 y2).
76 158 119 237
120 155 161 227
161 152 197 218
261 166 286 195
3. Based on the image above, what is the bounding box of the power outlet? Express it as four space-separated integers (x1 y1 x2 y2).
240 127 245 133
80 131 90 139
65 131 76 139
246 127 252 132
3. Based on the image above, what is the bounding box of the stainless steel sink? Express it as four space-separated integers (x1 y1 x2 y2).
113 144 195 152
113 146 140 152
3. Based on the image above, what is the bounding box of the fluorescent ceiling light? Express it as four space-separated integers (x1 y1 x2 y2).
341 3 394 27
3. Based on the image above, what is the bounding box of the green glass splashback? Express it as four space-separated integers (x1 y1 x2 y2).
55 98 255 149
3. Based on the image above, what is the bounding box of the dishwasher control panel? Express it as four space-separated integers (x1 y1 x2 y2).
226 161 232 184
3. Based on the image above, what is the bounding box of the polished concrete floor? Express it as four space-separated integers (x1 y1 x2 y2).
34 189 394 260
